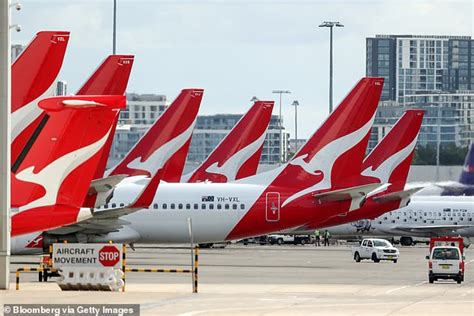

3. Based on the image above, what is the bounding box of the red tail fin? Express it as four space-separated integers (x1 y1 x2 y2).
108 89 204 181
272 78 383 207
76 55 134 95
187 101 274 183
362 109 424 192
76 55 135 181
12 95 125 210
11 31 70 164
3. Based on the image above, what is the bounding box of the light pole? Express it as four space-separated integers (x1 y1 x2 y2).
1 0 13 290
291 100 299 153
319 21 343 113
113 0 117 54
272 90 291 165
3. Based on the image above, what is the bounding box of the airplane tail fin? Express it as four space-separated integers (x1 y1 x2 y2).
11 31 70 163
186 100 274 183
76 55 135 182
272 78 383 207
76 55 134 95
107 89 204 182
11 95 126 237
362 109 424 193
459 143 474 185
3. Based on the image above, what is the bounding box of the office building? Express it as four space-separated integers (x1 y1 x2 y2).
11 44 23 61
367 35 474 150
55 80 67 96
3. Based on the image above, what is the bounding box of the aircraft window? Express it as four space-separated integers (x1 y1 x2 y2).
450 218 453 221
443 208 451 212
178 204 183 210
240 204 245 210
454 222 458 225
202 204 206 210
378 221 382 224
232 204 237 210
424 212 427 216
423 220 426 223
186 204 191 210
392 220 395 223
120 203 125 207
403 219 407 222
469 218 472 222
194 204 199 209
460 217 464 221
383 217 387 220
438 213 441 217
414 219 417 222
112 203 116 208
170 203 175 210
403 212 406 216
396 217 400 220
163 204 167 210
431 220 435 224
153 203 158 209
225 204 230 210
104 205 108 209
209 204 214 210
443 217 446 220
217 204 222 210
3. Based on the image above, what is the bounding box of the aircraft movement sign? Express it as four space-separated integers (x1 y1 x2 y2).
52 243 122 269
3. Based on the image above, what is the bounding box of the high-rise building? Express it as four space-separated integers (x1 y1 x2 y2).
11 44 24 62
55 80 67 96
367 35 474 151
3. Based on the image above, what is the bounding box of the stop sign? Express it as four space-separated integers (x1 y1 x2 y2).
98 245 121 267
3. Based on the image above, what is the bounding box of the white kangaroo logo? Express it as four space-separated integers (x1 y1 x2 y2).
16 125 112 212
126 119 196 176
282 115 375 207
361 136 418 184
204 130 267 182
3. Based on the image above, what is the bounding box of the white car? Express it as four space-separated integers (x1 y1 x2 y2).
427 246 465 284
352 238 399 263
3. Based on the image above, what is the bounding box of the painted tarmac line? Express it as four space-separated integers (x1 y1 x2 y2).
385 285 411 294
415 281 428 286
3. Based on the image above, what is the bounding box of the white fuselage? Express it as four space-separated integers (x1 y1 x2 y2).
325 196 474 238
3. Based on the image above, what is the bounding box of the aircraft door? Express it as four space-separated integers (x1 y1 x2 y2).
265 192 280 222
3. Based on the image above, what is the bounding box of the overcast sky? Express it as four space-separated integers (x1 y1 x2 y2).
13 0 473 138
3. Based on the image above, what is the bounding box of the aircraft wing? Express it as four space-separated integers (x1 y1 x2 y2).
46 206 138 235
393 224 474 235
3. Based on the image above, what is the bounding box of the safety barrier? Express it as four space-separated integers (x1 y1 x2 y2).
122 246 199 293
57 267 124 291
16 267 58 290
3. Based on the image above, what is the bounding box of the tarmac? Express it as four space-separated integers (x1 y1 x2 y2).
1 243 473 315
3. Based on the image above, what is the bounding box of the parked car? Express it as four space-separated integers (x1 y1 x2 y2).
352 238 399 263
268 234 311 245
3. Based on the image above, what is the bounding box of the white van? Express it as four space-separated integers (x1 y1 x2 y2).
426 246 465 284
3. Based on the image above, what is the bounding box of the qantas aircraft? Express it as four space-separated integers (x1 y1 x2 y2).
183 100 274 183
12 31 70 164
15 77 384 250
324 195 474 246
11 95 126 236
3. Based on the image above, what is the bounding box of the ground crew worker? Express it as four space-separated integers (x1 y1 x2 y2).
314 230 321 246
323 230 331 246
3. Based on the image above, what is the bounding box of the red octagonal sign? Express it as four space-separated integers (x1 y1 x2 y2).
98 245 120 267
